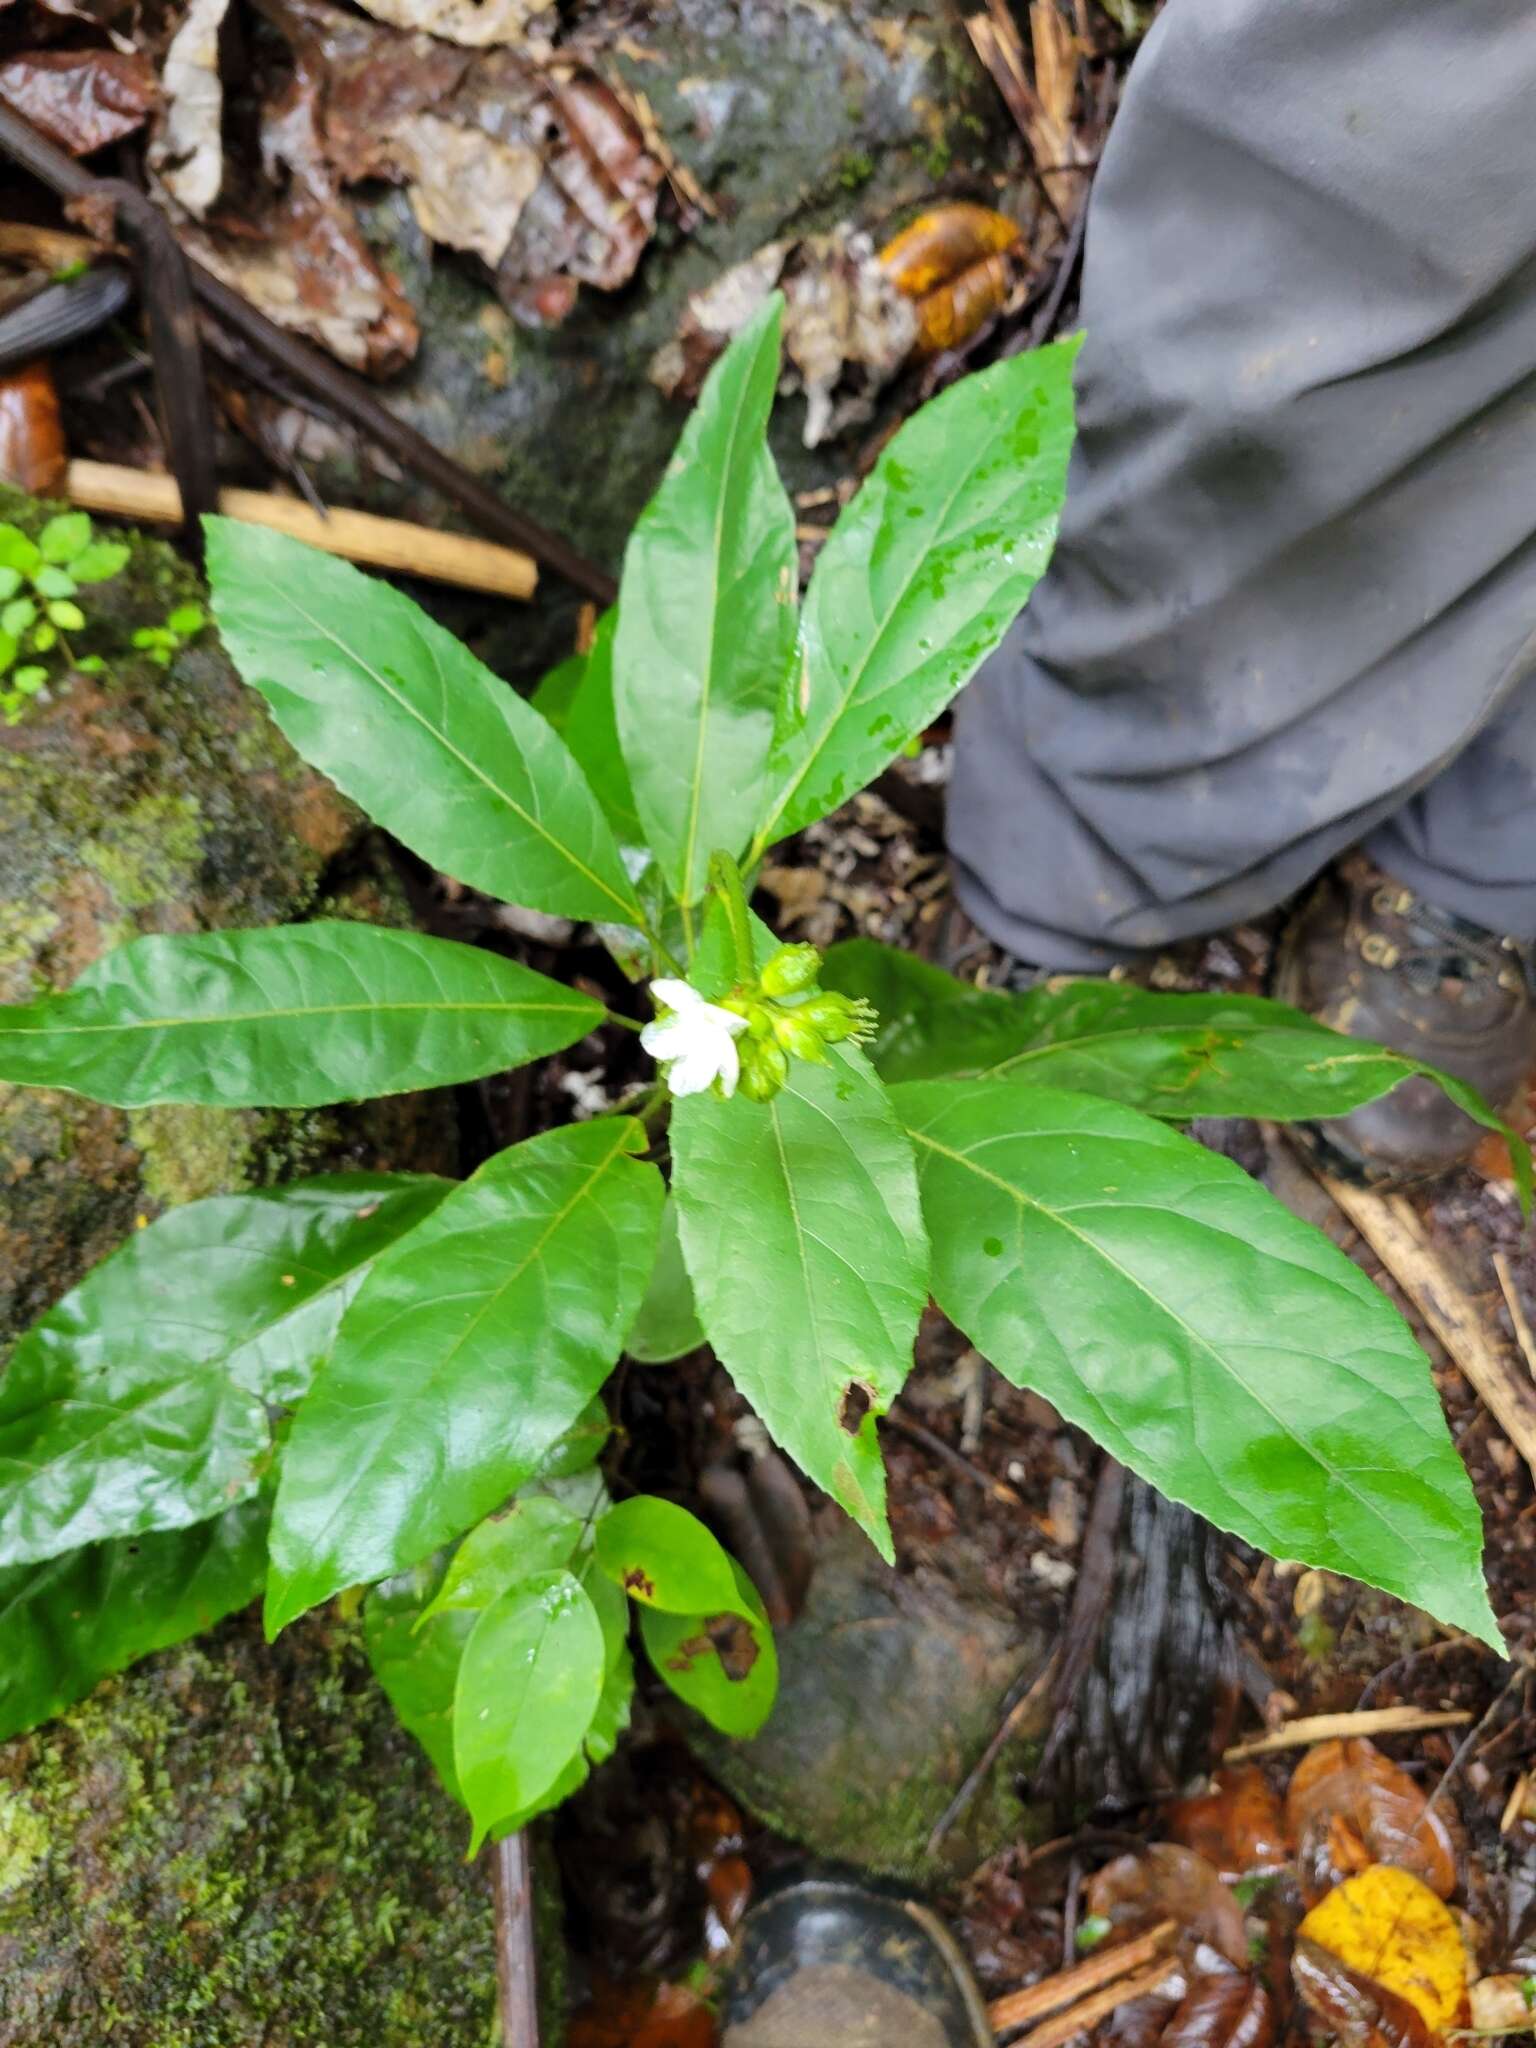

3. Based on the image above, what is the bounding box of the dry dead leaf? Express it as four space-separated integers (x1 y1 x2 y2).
1285 1740 1458 1904
878 201 1028 355
1086 1845 1249 1969
1468 1973 1536 2033
150 0 233 217
0 48 156 155
652 226 918 446
1297 1865 1470 2038
391 111 541 266
1167 1767 1292 1882
348 0 551 48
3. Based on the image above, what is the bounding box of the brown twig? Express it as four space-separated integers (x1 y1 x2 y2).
1424 1663 1525 1815
1323 1177 1536 1484
997 1952 1182 2047
885 1403 1026 1509
988 1919 1177 2037
925 1649 1061 1860
491 1834 540 2048
1224 1704 1473 1761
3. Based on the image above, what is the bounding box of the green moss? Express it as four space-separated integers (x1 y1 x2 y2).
81 791 205 911
0 1610 501 2044
0 1787 48 1899
126 1103 259 1211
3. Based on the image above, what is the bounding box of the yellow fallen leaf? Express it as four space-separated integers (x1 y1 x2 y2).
1298 1863 1470 2036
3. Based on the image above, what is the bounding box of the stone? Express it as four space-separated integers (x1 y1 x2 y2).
0 1609 502 2047
0 493 494 2044
330 0 1005 672
0 486 459 1343
693 1511 1051 1881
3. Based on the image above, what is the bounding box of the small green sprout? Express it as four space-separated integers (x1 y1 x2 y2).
0 511 131 723
1075 1915 1113 1953
131 602 206 668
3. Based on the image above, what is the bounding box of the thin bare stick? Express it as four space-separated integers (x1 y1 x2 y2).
1324 1178 1536 1483
924 1648 1060 1860
1493 1250 1536 1380
491 1834 540 2047
1225 1704 1471 1761
988 1919 1177 2036
997 1953 1182 2047
885 1404 1025 1509
67 460 536 600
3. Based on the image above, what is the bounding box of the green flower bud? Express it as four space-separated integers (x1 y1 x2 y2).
797 991 878 1046
738 1036 790 1102
760 943 823 997
771 1008 829 1063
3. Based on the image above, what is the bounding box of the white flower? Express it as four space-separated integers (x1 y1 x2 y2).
641 978 748 1099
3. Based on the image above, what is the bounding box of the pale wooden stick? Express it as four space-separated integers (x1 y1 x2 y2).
998 1954 1183 2048
65 459 537 601
1224 1704 1471 1762
1492 1251 1536 1381
0 221 96 269
1324 1176 1536 1483
988 1920 1177 2036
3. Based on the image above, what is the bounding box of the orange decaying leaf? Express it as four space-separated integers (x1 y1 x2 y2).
1086 1845 1249 1968
1296 1865 1470 2037
0 359 67 496
1285 1740 1458 1904
1167 1766 1292 1881
878 202 1024 356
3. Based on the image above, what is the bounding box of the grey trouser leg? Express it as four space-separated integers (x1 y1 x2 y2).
948 0 1536 971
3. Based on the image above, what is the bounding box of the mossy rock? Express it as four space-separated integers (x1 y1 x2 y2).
339 0 1004 674
692 1515 1051 1882
0 1608 501 2047
0 487 458 1342
0 495 500 2043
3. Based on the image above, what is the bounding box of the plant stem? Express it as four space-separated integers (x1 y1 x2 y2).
708 849 756 985
604 1010 643 1033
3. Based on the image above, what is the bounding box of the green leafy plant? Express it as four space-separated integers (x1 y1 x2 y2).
0 510 130 720
0 295 1521 1844
130 600 207 668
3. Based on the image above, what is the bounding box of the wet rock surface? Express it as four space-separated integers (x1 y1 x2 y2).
0 487 458 1344
692 1509 1052 1882
0 1608 500 2047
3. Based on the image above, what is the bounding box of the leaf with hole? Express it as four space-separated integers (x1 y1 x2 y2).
671 1048 929 1561
638 1558 778 1737
896 1078 1501 1647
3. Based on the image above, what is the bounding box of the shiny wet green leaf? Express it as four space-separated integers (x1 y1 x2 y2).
266 1121 663 1632
639 1558 778 1738
454 1569 605 1852
671 1049 929 1561
0 1174 449 1568
0 922 604 1107
560 608 643 847
364 1557 476 1801
625 1197 705 1362
420 1496 584 1623
205 517 641 923
896 1078 1501 1648
614 294 797 903
0 1499 269 1742
753 338 1078 853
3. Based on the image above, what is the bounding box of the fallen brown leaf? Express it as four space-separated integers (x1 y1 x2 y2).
1158 1972 1275 2048
1285 1740 1458 1904
1297 1865 1470 2037
0 48 156 155
1167 1766 1292 1882
1085 1845 1249 1969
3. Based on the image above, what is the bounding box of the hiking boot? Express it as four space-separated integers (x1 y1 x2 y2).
1273 853 1536 1185
720 1871 992 2048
